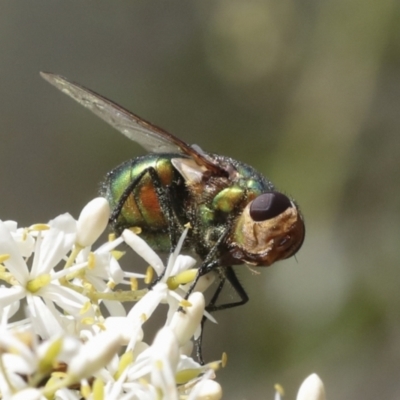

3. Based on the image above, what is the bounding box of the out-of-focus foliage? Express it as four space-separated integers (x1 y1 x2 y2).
0 1 399 399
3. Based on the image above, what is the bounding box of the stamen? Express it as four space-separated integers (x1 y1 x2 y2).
130 277 138 290
129 226 142 234
87 252 96 270
167 268 197 290
0 254 10 263
26 274 51 293
28 224 50 232
144 266 154 284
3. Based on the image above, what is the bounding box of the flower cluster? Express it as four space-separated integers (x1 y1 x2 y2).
0 198 222 399
0 198 326 400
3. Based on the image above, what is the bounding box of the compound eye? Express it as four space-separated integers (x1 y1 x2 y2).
249 192 292 222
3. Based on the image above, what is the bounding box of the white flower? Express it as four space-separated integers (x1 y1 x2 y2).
68 330 122 379
149 327 180 399
0 199 232 399
0 215 92 338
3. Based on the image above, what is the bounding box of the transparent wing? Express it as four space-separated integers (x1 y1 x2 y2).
41 72 226 175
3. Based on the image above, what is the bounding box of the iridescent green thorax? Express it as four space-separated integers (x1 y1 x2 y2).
180 154 276 259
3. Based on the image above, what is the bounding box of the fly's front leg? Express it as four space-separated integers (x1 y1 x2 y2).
206 267 249 313
194 267 249 364
183 225 231 301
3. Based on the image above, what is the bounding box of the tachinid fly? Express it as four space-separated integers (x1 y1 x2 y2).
41 72 305 361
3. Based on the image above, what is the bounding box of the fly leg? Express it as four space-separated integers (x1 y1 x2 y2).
178 226 230 363
206 267 249 313
195 267 249 364
109 166 182 283
182 224 231 301
110 166 181 247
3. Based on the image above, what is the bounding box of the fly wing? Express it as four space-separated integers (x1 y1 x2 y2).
41 72 227 175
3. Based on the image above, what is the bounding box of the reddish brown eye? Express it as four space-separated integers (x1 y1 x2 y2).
249 192 292 222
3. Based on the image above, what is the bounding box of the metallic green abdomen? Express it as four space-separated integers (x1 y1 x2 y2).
101 154 186 251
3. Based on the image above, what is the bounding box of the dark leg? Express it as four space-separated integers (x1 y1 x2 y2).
195 267 249 364
207 267 249 312
183 226 231 302
195 274 226 364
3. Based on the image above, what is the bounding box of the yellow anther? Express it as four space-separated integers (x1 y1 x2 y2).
130 277 138 291
274 384 285 396
81 317 95 325
0 254 10 263
111 250 125 260
26 274 51 293
38 337 63 374
221 352 228 368
92 378 104 400
184 222 192 229
129 226 142 234
144 266 154 284
96 323 106 331
167 277 179 290
140 313 148 322
107 280 116 289
44 375 62 397
139 378 149 386
83 281 94 291
50 371 68 379
207 360 222 371
175 368 201 384
179 299 192 308
108 233 116 242
80 381 91 399
80 301 92 315
28 224 50 232
114 351 133 380
167 269 197 290
88 252 96 270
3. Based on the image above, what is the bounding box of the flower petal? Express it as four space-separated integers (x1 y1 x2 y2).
0 221 29 284
39 284 90 317
170 254 197 276
68 331 121 379
33 214 76 275
122 230 164 276
26 295 65 338
0 286 25 309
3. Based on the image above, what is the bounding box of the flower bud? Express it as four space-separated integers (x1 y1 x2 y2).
193 379 222 400
169 292 205 347
296 374 326 400
76 198 110 247
151 327 180 372
68 331 121 379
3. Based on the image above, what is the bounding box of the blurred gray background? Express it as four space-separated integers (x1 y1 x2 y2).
1 1 400 398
